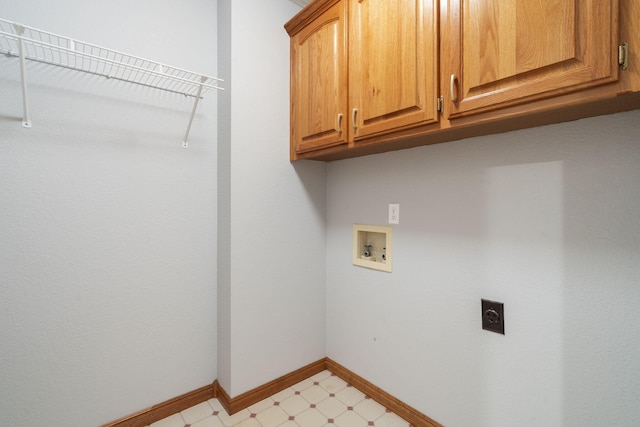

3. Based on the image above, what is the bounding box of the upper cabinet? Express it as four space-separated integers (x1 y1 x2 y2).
286 0 640 161
349 0 439 141
289 0 348 157
286 0 439 160
443 0 620 119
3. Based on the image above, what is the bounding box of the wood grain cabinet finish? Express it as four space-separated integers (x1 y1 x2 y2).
349 0 439 141
289 0 348 157
286 0 640 161
443 0 620 119
287 0 437 160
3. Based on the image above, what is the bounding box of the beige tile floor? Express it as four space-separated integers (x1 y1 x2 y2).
147 370 413 427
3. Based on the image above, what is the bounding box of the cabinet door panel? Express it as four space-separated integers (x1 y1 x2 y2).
350 0 439 141
291 1 348 156
446 0 619 119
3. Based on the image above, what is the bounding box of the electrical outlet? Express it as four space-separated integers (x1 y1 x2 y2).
482 299 505 335
388 204 399 224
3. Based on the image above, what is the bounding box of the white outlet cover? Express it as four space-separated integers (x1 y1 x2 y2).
388 203 399 224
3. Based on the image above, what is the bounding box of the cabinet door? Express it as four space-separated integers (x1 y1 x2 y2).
444 0 620 119
290 1 348 158
349 0 439 141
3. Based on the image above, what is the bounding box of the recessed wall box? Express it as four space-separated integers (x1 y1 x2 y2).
353 224 392 272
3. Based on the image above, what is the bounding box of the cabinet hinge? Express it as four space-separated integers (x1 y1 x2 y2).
618 42 629 70
436 96 444 114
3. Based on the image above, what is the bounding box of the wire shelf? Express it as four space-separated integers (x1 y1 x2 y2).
0 18 223 146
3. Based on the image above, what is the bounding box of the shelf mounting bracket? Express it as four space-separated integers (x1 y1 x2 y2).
182 75 207 148
14 23 32 128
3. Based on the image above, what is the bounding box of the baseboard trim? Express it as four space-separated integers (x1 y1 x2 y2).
103 357 442 427
214 357 442 427
100 384 214 427
213 358 328 415
325 359 443 427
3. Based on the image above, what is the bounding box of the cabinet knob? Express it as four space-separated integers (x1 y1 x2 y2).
336 113 343 133
450 74 459 103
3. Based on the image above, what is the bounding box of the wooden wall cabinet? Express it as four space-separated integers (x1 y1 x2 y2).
443 0 620 119
288 1 348 157
286 0 640 162
348 0 439 142
286 0 439 160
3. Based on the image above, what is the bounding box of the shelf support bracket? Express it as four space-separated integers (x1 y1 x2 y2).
14 24 32 128
182 75 207 148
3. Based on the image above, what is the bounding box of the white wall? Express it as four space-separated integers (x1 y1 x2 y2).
326 110 640 427
0 1 218 426
217 0 327 397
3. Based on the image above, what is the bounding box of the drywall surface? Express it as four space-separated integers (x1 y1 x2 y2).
326 110 640 427
217 0 327 397
0 1 218 426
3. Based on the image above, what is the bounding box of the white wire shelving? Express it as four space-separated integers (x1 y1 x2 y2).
0 18 223 147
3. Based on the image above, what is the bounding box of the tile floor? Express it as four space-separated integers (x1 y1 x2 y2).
147 370 413 427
